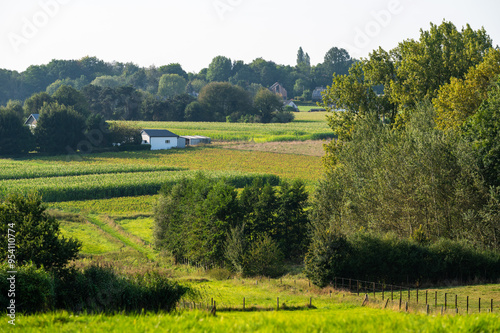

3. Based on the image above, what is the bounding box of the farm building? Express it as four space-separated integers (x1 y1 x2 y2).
284 99 299 111
269 82 288 100
141 129 211 150
141 129 181 150
181 136 211 146
24 114 39 129
312 87 326 102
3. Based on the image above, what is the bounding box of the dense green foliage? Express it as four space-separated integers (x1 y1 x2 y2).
313 104 499 250
0 263 188 314
322 21 493 139
0 109 34 155
305 231 500 287
0 193 81 270
154 174 309 275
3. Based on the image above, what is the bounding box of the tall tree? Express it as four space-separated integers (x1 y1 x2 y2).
0 109 34 155
158 74 187 99
0 192 81 271
206 56 232 82
34 102 86 154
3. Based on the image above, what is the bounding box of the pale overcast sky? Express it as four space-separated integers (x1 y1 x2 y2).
1 0 499 73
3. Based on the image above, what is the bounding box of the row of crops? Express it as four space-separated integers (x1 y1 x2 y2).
0 159 185 180
0 170 280 202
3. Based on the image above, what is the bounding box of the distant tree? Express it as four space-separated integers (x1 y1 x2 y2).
297 47 305 66
107 122 141 145
158 63 188 80
187 79 207 94
34 102 86 154
198 82 253 122
52 85 90 118
23 92 53 117
0 192 81 271
3 100 24 118
0 110 34 155
184 101 207 121
206 56 232 82
323 47 353 76
158 74 187 99
253 88 283 123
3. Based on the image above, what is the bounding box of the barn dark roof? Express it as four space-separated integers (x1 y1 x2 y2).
141 129 179 137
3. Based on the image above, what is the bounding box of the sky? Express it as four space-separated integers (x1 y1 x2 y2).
1 0 499 73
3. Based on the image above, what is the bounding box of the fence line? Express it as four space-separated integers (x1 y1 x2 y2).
333 276 496 314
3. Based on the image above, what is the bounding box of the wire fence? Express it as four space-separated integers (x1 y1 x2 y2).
333 277 497 315
176 276 498 315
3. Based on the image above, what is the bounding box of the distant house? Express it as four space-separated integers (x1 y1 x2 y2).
141 129 180 150
269 82 288 100
284 99 299 111
312 87 326 102
24 114 39 129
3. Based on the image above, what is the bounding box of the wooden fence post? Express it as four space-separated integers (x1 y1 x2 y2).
455 294 458 309
277 297 279 311
445 293 447 310
416 288 419 304
479 298 481 313
425 290 428 305
373 282 376 299
391 285 393 301
467 296 469 313
243 297 245 311
491 299 493 313
426 304 430 315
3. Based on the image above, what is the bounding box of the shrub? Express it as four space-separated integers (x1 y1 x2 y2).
242 234 285 278
0 262 54 313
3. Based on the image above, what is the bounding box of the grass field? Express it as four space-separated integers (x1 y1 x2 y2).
116 111 332 142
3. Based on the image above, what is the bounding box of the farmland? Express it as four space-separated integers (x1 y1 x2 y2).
3 113 500 332
116 111 332 142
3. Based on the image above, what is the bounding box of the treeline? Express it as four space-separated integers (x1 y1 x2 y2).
0 47 354 106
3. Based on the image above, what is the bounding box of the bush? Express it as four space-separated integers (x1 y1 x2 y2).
55 265 188 313
0 263 54 313
242 234 285 278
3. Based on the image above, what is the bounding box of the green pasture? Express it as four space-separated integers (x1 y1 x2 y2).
116 111 332 142
12 307 500 332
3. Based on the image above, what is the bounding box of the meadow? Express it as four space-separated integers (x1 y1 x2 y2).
3 111 500 331
116 111 332 142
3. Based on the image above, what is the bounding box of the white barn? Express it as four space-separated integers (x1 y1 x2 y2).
141 129 180 150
